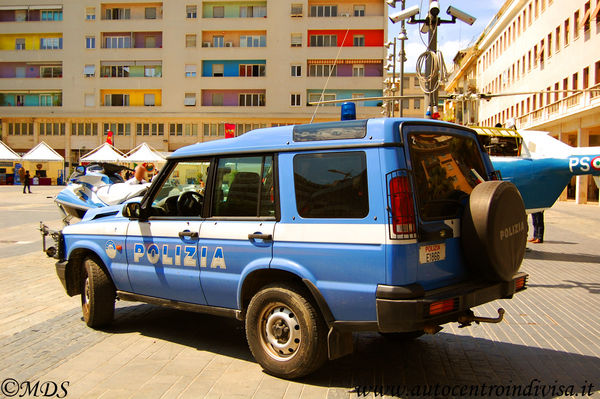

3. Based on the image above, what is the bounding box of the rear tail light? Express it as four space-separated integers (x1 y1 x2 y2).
429 298 457 316
388 175 417 239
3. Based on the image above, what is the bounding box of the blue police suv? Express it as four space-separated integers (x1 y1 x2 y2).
44 118 528 378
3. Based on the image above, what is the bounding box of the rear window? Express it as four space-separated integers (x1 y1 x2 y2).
293 151 368 218
408 132 486 220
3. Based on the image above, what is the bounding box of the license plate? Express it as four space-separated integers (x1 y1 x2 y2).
419 243 446 264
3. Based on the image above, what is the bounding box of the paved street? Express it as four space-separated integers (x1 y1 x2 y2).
0 185 599 398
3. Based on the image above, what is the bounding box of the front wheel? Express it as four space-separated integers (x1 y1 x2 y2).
81 257 115 328
245 284 328 379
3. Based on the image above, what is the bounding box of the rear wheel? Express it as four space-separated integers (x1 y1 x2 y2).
245 284 328 379
81 257 115 328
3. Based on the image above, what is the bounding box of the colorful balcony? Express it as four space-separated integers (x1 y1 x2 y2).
307 59 382 77
101 32 162 49
307 30 384 47
202 60 266 77
201 31 266 48
0 62 62 78
100 61 162 77
101 3 163 20
306 0 384 17
201 90 265 106
100 89 162 106
0 6 63 22
0 91 62 106
0 33 62 50
202 2 267 18
306 89 383 106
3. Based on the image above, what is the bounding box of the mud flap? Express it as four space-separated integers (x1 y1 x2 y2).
327 327 354 360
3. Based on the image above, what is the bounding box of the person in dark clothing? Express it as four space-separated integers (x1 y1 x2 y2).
529 211 544 243
23 170 31 194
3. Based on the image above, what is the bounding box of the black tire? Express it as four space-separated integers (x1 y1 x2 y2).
461 181 527 282
379 331 425 341
245 283 328 379
81 257 115 328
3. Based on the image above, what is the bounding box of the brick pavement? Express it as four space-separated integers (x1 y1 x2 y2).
0 186 598 398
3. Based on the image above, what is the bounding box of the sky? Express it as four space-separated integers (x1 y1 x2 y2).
387 0 505 73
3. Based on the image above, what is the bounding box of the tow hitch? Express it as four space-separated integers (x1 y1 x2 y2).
458 308 505 328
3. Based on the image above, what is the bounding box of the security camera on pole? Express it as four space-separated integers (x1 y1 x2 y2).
388 1 476 119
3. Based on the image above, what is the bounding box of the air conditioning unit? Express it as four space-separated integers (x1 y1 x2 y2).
225 42 233 47
202 42 211 47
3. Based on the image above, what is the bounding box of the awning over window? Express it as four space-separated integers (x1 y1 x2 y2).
307 59 382 65
84 65 96 75
28 5 63 10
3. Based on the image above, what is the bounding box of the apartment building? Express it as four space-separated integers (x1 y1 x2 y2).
447 0 600 203
0 0 386 166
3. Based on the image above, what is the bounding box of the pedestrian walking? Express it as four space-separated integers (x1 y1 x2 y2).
23 170 31 194
529 211 544 243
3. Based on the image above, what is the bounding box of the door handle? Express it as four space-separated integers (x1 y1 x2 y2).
248 233 272 241
179 230 199 239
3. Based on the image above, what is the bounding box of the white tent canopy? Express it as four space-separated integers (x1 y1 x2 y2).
0 141 21 161
21 141 63 162
80 143 125 162
124 143 166 163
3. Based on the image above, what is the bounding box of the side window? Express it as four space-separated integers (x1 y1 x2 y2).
212 155 275 217
293 151 368 218
150 161 210 217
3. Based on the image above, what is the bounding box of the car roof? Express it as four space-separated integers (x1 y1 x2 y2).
169 118 462 159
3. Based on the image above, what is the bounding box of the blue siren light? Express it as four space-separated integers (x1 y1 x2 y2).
341 102 357 120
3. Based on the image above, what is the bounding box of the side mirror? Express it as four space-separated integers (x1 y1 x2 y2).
123 202 146 219
75 166 85 174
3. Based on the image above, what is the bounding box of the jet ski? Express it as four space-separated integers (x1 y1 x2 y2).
55 163 150 222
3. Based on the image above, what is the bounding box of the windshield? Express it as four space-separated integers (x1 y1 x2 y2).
408 131 486 220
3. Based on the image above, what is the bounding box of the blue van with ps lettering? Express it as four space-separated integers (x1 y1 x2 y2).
44 118 528 378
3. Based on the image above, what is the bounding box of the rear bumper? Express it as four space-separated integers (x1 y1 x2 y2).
376 272 528 332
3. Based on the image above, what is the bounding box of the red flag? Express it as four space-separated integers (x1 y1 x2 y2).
106 130 114 145
224 123 235 138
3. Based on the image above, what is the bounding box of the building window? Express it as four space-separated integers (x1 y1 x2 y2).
144 93 155 106
135 123 160 136
353 35 365 47
212 35 224 47
354 5 365 17
291 65 302 76
105 8 130 20
170 123 183 136
573 72 578 90
583 66 589 89
185 64 197 77
291 93 301 106
40 38 61 50
144 66 159 77
239 6 266 17
291 4 303 16
309 64 337 77
104 94 129 106
352 64 365 77
291 33 303 47
402 100 409 109
40 65 62 77
85 94 95 107
310 5 338 17
239 93 265 106
186 34 197 48
414 98 421 109
213 6 224 18
8 123 34 136
84 65 96 77
86 36 95 49
240 35 266 47
203 123 225 136
186 5 197 18
310 34 337 47
145 7 157 19
308 93 335 105
72 123 98 136
104 36 131 49
239 64 265 77
41 10 62 21
38 123 63 136
212 93 224 106
555 26 560 52
574 10 580 37
184 124 198 136
86 7 96 20
212 64 224 77
547 33 552 57
184 93 196 106
564 18 570 46
352 93 364 100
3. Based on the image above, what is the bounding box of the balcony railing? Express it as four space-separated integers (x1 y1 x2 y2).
516 85 600 129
